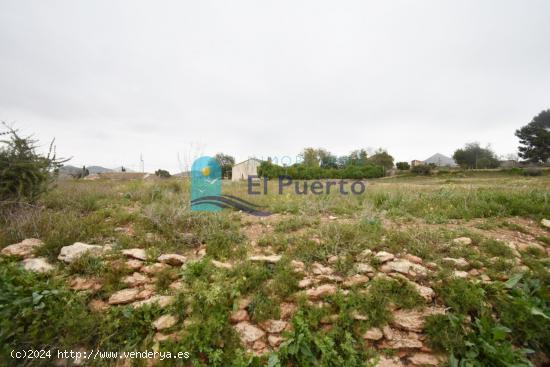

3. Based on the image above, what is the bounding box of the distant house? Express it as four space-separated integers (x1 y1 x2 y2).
411 160 424 167
231 158 263 181
423 153 457 167
500 160 518 168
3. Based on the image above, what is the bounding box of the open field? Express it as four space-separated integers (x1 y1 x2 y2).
1 173 549 366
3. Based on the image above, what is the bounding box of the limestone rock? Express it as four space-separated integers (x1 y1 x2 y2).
442 257 469 269
141 262 169 274
404 254 423 264
379 328 423 349
154 332 181 343
505 242 522 258
234 322 265 343
291 260 305 272
343 274 370 288
376 356 405 367
391 310 426 332
122 248 147 261
58 242 104 263
211 260 233 269
249 254 282 263
375 251 395 263
70 277 101 291
306 284 337 299
169 280 184 291
137 288 155 300
411 283 435 302
541 219 550 229
230 310 249 323
158 254 187 266
131 295 174 308
268 334 284 347
1 238 43 258
260 320 287 333
89 299 109 312
453 237 472 246
385 259 427 278
363 327 384 340
408 353 440 366
359 249 373 259
319 274 343 283
22 257 54 273
239 297 252 310
108 288 140 305
123 272 150 287
153 315 177 331
298 277 314 289
356 263 375 274
280 302 297 319
252 340 268 354
125 259 143 270
312 262 334 275
453 270 469 278
517 242 545 253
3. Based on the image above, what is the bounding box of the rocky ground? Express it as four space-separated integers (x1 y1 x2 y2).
3 214 549 367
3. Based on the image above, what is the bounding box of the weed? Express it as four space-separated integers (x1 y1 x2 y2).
436 278 486 316
248 290 280 322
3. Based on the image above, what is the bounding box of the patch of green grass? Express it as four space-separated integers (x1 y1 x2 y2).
486 274 550 355
155 267 177 293
269 260 300 299
0 258 98 366
98 259 133 295
257 233 288 252
425 313 468 355
341 277 424 328
370 186 550 222
205 230 246 260
248 290 280 322
436 278 486 316
276 306 376 367
498 220 531 234
274 216 318 233
479 239 514 258
66 252 105 276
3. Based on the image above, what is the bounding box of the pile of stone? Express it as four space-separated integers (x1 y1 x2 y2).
230 299 297 355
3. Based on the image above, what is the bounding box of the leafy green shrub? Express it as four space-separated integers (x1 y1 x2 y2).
396 161 410 170
258 161 384 179
452 317 533 366
0 258 97 366
425 313 468 355
487 274 550 355
342 278 424 327
248 290 280 322
97 304 164 351
155 169 171 178
276 308 373 367
436 278 486 316
410 164 432 175
523 167 543 176
0 125 67 204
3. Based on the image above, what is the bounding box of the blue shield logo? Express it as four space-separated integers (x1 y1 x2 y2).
191 156 222 212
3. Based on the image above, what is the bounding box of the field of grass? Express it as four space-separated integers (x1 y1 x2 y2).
0 172 549 366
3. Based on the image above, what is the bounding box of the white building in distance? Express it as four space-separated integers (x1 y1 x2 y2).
231 158 263 181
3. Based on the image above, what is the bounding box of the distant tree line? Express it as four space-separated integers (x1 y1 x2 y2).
257 147 391 179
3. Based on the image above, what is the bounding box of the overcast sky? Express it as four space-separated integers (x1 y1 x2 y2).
1 1 549 172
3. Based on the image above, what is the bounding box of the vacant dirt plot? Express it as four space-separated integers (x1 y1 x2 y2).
1 173 549 366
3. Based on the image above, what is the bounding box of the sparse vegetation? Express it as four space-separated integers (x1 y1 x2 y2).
0 171 548 366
